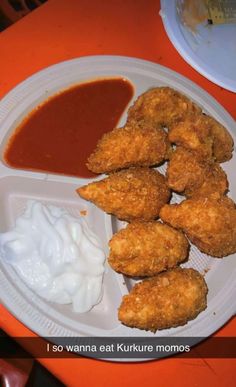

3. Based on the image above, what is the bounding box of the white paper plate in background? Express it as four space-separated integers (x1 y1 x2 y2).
160 0 236 92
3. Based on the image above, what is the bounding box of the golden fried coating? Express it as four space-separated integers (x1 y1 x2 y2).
77 167 171 221
108 221 189 276
160 195 236 257
169 114 234 162
127 87 201 128
118 268 208 332
166 147 228 198
168 115 214 160
205 115 234 163
87 120 171 173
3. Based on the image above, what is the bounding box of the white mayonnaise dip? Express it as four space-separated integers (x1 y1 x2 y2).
0 200 106 313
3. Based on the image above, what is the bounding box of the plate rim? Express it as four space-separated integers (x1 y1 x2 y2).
160 0 236 92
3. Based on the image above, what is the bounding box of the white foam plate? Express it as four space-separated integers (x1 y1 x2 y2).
0 56 235 360
160 0 236 92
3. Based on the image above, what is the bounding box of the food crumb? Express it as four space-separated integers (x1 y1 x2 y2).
203 267 210 275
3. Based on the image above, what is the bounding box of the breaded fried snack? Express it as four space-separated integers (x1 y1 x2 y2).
127 87 201 128
77 167 171 221
166 147 228 198
160 195 236 257
169 114 233 162
168 115 214 160
118 268 208 332
108 221 189 276
87 120 171 173
204 115 234 163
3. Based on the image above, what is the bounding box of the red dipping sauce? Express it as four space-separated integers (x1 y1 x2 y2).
4 78 134 177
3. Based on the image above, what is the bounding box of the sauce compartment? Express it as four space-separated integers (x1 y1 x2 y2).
0 77 134 179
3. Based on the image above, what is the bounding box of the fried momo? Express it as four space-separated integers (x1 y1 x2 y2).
118 268 208 332
87 120 171 173
206 115 234 163
127 87 201 128
169 114 233 162
109 221 189 276
160 195 236 257
77 167 171 221
168 115 214 160
166 147 228 198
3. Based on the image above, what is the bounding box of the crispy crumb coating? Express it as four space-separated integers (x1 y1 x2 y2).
87 120 171 173
168 115 214 160
77 167 171 221
169 114 233 162
108 221 189 276
166 147 228 198
118 268 208 332
160 195 236 257
127 87 201 128
205 115 234 163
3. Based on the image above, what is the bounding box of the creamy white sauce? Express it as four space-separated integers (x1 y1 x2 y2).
0 200 106 313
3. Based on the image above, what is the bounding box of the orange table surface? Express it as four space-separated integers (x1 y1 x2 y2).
0 0 235 386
